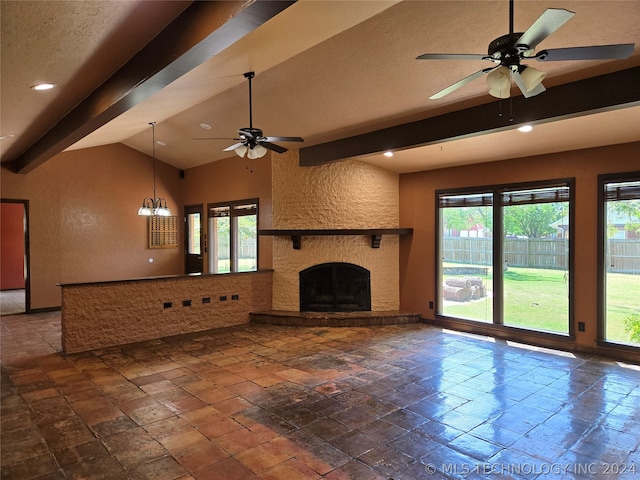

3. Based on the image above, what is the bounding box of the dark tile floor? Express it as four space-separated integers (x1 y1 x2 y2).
2 312 640 479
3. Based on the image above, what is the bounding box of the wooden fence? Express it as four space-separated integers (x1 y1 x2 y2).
608 239 640 273
443 238 640 273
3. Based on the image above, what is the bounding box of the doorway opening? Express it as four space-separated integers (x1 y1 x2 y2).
1 200 30 315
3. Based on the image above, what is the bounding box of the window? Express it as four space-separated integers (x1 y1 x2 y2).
438 180 573 335
208 199 258 273
187 212 201 255
599 173 640 348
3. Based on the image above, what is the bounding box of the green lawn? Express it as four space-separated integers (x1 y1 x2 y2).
503 267 569 333
216 258 257 273
442 265 640 345
606 272 640 344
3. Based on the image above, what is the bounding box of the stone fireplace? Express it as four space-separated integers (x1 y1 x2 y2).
269 151 402 312
300 262 371 312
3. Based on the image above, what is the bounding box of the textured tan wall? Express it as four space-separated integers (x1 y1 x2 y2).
1 144 183 309
271 150 400 310
399 141 640 354
61 270 273 353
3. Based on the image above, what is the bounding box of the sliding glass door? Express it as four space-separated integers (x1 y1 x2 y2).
439 192 493 322
501 186 570 334
438 180 573 335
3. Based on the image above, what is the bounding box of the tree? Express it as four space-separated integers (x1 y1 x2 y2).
238 215 257 243
442 206 492 233
503 203 562 238
607 199 640 238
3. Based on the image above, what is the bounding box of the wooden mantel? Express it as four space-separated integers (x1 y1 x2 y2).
259 228 413 249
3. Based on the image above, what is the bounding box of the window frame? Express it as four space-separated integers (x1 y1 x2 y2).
436 178 575 338
207 198 259 274
597 171 640 351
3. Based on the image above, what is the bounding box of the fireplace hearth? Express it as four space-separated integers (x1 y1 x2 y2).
300 262 371 312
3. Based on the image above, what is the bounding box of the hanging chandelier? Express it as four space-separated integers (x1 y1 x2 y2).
137 122 171 217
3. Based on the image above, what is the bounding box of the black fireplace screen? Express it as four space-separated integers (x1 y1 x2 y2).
300 262 371 312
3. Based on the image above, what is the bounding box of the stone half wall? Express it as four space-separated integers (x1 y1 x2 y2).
271 151 400 311
61 271 272 353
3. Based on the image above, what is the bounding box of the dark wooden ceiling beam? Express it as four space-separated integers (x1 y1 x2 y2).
15 0 296 174
299 66 640 167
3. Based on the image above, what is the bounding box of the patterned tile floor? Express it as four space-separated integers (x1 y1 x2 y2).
1 312 640 479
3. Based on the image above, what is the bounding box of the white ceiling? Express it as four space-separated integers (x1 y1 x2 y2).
2 0 639 175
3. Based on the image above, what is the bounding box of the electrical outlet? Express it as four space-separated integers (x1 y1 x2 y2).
578 322 585 332
429 301 434 309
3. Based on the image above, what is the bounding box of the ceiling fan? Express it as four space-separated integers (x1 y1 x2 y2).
196 71 303 159
417 0 634 100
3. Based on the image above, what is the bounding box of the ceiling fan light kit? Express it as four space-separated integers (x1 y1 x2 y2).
417 0 635 100
247 144 268 159
196 71 303 159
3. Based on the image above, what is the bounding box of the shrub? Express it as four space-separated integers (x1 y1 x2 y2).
624 313 640 343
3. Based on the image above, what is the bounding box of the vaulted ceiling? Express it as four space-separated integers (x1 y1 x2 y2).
2 0 639 175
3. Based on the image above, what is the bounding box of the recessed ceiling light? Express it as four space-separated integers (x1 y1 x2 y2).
518 125 533 133
384 151 394 157
200 123 212 130
31 83 57 91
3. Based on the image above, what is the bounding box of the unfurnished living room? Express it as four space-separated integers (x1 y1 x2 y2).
1 1 639 479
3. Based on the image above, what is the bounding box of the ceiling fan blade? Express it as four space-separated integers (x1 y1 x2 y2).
533 43 635 62
516 8 575 50
511 70 546 98
417 53 488 61
223 142 245 152
264 136 304 143
260 141 287 154
429 67 495 100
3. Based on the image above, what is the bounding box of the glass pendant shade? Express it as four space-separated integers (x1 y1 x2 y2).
138 201 153 216
234 144 248 158
487 66 511 98
489 87 510 99
154 199 171 216
520 66 546 92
